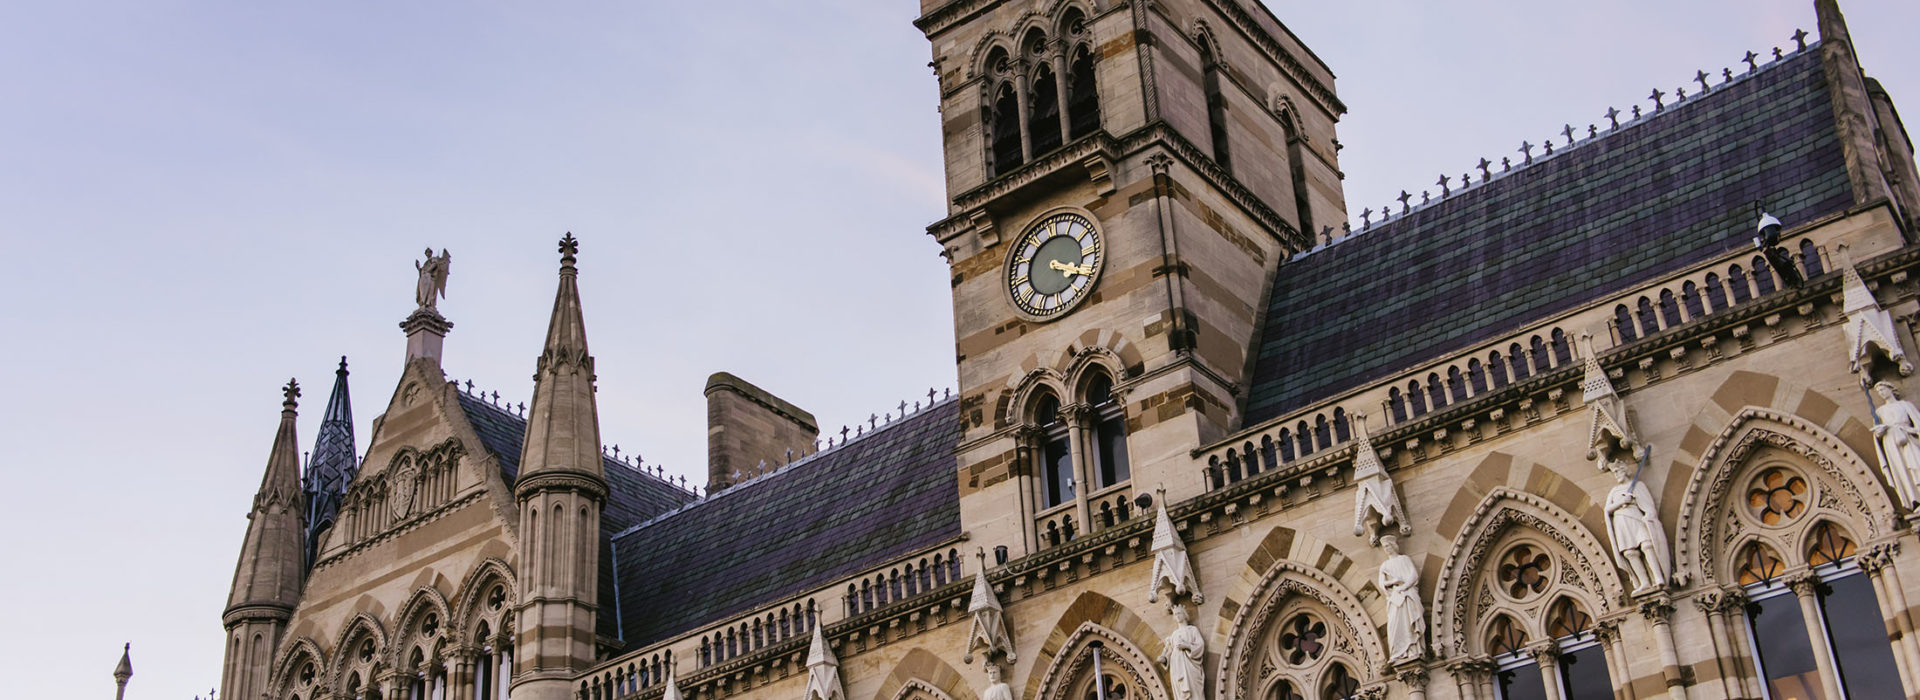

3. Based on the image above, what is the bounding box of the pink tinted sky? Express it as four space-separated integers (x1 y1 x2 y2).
0 1 1914 697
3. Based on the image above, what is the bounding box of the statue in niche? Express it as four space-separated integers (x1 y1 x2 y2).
1377 534 1425 664
415 248 452 311
1157 604 1205 700
1873 381 1920 509
982 661 1015 700
1602 453 1672 596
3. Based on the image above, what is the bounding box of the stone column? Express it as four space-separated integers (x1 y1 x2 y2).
1862 544 1920 695
1637 596 1689 700
1528 644 1566 700
1692 592 1744 700
1595 622 1636 700
498 647 513 700
1788 574 1845 700
1014 428 1039 556
1395 663 1429 700
450 650 475 700
1064 404 1094 538
1445 660 1485 700
1051 43 1071 140
1012 61 1033 161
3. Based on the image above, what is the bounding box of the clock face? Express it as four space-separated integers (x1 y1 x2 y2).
1007 212 1103 319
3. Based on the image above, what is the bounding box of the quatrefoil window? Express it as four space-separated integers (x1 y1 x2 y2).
1747 468 1809 525
358 639 375 662
1277 614 1327 665
422 612 440 637
488 585 507 611
298 662 315 685
1497 544 1552 599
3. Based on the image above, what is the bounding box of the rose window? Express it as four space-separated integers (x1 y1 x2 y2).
1277 615 1327 665
1266 681 1304 700
1497 544 1552 599
1747 469 1809 525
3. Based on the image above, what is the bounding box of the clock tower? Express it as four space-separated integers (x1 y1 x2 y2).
914 0 1347 559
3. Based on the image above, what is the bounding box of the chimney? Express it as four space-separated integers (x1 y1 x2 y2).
706 372 819 494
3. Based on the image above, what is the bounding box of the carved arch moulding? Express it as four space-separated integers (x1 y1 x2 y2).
1674 407 1893 586
268 636 327 700
1216 558 1387 700
1031 623 1169 700
1430 488 1625 660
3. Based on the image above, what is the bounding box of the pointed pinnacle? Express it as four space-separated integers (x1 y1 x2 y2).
283 379 301 409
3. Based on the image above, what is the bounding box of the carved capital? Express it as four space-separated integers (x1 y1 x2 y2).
1861 542 1900 573
1393 663 1429 689
1786 573 1821 598
1528 642 1561 664
1593 620 1622 644
1637 596 1675 623
1145 153 1174 175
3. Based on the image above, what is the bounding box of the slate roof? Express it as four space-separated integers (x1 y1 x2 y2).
609 399 962 650
1244 46 1854 424
455 389 699 639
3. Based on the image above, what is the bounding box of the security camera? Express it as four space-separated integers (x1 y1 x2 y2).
1756 211 1783 248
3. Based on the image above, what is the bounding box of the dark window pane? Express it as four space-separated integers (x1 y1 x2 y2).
1558 644 1612 700
1044 435 1073 508
1823 573 1902 699
1097 414 1129 487
1748 592 1829 700
1495 661 1549 700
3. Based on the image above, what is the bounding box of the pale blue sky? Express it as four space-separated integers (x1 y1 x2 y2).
1 2 1914 697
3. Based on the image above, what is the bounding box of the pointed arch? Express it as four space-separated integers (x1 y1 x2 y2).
1216 553 1387 698
393 585 452 670
452 556 517 645
1673 407 1892 586
1431 488 1624 660
327 612 390 694
1024 592 1162 700
1029 620 1168 700
875 648 977 700
269 636 328 700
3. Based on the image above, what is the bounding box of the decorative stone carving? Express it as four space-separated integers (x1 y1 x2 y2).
1604 459 1674 596
982 660 1015 700
804 623 844 700
1839 245 1912 379
1871 381 1920 510
965 551 1016 664
414 248 452 311
1148 495 1203 605
1579 333 1639 467
1349 413 1410 544
662 662 684 700
1157 604 1205 700
1377 534 1427 664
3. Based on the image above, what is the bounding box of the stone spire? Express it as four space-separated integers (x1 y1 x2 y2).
302 356 357 565
1579 332 1642 472
1838 245 1913 379
803 622 845 700
516 233 605 492
221 380 307 700
113 643 132 700
963 549 1015 665
1147 490 1202 605
512 234 607 700
1350 413 1409 544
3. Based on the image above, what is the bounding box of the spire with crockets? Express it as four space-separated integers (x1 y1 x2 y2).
302 356 357 566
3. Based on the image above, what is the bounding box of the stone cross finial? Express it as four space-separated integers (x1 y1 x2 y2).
1649 87 1665 110
1676 86 1687 100
1605 106 1621 129
1519 141 1533 164
1437 174 1450 196
1543 140 1554 156
283 379 301 409
465 379 475 391
899 400 908 416
840 425 851 440
1562 124 1575 145
1695 70 1711 93
1396 191 1412 213
1477 157 1492 181
1421 190 1430 205
1724 67 1734 82
1772 47 1783 60
1502 156 1512 172
1588 124 1598 138
558 232 579 265
928 388 937 404
1743 50 1759 72
1632 105 1642 119
1360 208 1372 227
868 413 879 429
1793 28 1809 51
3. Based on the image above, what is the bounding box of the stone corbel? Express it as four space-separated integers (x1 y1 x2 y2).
971 210 998 248
1082 153 1115 197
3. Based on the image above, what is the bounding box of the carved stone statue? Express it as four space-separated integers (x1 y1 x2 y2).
1157 605 1206 700
1377 534 1426 664
982 662 1015 700
1872 381 1920 509
1602 453 1672 596
414 248 452 311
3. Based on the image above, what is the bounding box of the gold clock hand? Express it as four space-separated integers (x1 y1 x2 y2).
1048 259 1094 276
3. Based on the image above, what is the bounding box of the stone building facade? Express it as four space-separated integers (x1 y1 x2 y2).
220 1 1920 699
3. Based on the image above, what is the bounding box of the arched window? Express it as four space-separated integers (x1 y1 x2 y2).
1657 289 1682 329
1387 388 1407 424
1530 336 1551 373
1728 264 1752 304
1703 273 1727 312
1468 359 1488 394
1088 372 1130 490
1029 64 1064 155
1067 45 1100 140
1800 239 1824 278
1407 380 1427 417
1199 39 1231 172
1508 343 1531 380
986 45 1023 178
1488 351 1510 388
1752 255 1777 295
1332 407 1351 442
1426 372 1447 410
1035 392 1074 509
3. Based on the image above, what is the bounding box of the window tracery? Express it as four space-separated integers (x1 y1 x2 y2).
1020 363 1132 550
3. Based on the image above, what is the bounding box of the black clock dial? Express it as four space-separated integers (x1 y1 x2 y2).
1007 212 1102 319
